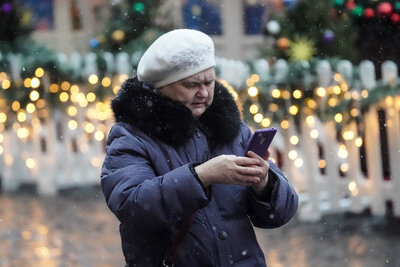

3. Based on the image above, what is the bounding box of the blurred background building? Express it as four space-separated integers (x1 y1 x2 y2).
29 0 277 60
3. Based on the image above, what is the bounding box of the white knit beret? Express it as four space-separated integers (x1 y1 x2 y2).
137 29 216 88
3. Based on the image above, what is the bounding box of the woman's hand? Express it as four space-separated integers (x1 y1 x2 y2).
194 151 270 189
247 151 270 196
194 154 263 187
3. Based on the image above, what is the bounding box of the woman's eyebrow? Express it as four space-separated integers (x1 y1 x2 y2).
184 75 215 84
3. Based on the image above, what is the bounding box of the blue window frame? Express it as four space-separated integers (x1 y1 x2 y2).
20 0 54 31
244 3 265 35
182 0 222 35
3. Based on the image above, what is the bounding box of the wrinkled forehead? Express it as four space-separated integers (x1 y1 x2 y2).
183 68 215 83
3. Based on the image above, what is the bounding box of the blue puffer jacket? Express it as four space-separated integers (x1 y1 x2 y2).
101 78 298 267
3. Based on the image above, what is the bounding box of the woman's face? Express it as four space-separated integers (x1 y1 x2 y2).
159 67 215 118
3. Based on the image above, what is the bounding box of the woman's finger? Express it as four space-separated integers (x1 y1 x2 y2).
236 165 263 176
234 156 260 166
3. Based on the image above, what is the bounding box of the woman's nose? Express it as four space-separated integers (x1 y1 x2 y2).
196 85 209 98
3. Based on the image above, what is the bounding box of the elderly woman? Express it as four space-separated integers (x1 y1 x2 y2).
101 29 298 267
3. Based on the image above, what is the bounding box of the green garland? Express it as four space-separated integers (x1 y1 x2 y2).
1 47 399 133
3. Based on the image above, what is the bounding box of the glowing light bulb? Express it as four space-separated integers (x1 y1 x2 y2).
17 127 29 139
294 158 303 167
59 92 69 102
355 137 363 147
26 158 36 169
340 163 349 173
24 78 32 88
2 80 10 89
280 120 289 129
318 159 326 169
306 115 315 126
26 103 36 113
88 74 99 84
348 181 357 192
282 90 291 100
68 120 78 130
251 74 260 82
35 67 44 78
306 99 317 109
293 89 302 99
361 90 368 98
67 106 78 116
288 150 297 160
248 86 258 97
333 86 341 94
95 131 105 141
269 103 278 112
70 85 80 94
84 122 95 133
30 78 40 88
315 87 326 97
310 129 319 139
0 112 6 123
249 104 259 114
102 77 111 87
254 113 263 123
343 131 355 140
350 108 359 117
17 111 26 122
289 105 299 115
271 89 281 98
113 86 121 95
328 97 337 107
86 92 96 102
334 113 343 123
30 90 40 101
49 84 59 93
261 118 271 127
61 81 71 91
12 101 20 111
338 144 348 159
290 135 299 145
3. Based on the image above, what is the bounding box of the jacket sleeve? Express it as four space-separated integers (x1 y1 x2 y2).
247 163 298 228
239 123 298 228
100 123 209 231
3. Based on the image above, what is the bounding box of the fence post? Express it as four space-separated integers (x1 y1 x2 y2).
343 121 365 212
321 121 341 212
381 61 400 216
364 106 386 216
279 120 304 191
390 96 400 216
360 60 386 216
298 115 322 222
37 116 57 195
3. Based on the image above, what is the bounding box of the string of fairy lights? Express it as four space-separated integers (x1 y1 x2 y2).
0 59 399 192
0 67 129 171
236 71 394 196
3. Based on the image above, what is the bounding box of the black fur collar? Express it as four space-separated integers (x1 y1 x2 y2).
111 78 241 146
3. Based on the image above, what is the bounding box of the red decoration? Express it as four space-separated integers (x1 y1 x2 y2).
276 37 290 51
391 13 400 24
364 8 375 19
377 2 393 17
346 1 356 10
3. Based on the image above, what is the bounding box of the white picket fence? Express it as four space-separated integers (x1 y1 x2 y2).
266 61 400 221
0 53 399 222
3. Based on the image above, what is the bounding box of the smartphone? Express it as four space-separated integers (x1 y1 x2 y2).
245 128 277 157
